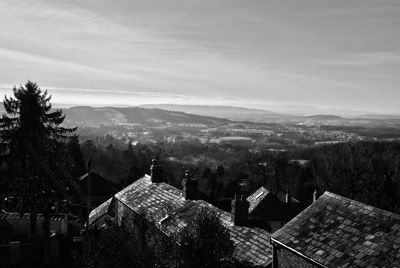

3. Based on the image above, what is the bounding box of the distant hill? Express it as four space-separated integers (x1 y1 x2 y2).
356 114 400 120
304 115 343 120
264 105 369 117
1 101 399 127
139 104 292 123
62 106 231 126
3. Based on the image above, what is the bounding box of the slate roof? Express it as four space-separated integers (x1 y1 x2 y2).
246 186 303 223
247 186 299 212
89 197 113 225
78 171 117 197
90 175 273 267
272 191 400 268
0 212 66 222
247 186 270 213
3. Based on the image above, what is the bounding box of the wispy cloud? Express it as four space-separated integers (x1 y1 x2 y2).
0 0 400 113
318 51 400 66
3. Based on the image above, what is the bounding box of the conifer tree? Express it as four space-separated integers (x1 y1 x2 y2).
0 81 77 250
0 81 78 263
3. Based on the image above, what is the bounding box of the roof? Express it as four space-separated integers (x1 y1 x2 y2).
272 191 400 268
0 212 66 222
0 211 82 232
247 187 303 222
247 186 270 213
288 159 311 167
247 186 299 210
78 171 116 197
90 175 273 267
88 197 113 225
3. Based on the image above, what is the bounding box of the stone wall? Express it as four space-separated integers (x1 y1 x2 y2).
274 244 321 268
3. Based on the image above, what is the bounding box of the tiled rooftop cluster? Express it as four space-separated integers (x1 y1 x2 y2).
90 175 273 267
272 191 400 267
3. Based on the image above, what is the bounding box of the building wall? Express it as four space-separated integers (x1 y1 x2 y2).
114 199 182 267
273 244 321 268
6 215 68 238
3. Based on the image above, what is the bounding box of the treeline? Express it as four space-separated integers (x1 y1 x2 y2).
320 125 400 139
309 141 400 213
81 135 400 214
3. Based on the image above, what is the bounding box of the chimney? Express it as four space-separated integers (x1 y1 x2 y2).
231 182 250 226
182 170 198 200
313 189 317 203
285 188 291 204
150 159 163 183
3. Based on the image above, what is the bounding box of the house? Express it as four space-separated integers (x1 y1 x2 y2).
78 171 117 207
90 160 273 267
0 211 77 239
247 187 304 233
212 186 303 233
271 192 400 268
0 211 82 265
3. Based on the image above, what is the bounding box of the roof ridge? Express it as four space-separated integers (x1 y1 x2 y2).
323 191 400 218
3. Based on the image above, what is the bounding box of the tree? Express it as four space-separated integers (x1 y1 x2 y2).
67 134 87 178
87 217 155 268
0 80 76 204
311 141 400 213
180 207 234 268
83 213 177 268
0 81 76 262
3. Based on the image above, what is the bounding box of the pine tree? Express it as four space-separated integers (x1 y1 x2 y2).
0 81 78 263
67 134 87 178
0 81 76 210
0 82 77 263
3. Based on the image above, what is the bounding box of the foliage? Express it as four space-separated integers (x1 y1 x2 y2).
0 81 77 213
86 214 176 268
79 133 400 214
67 134 87 178
180 207 234 268
0 81 80 264
310 141 400 213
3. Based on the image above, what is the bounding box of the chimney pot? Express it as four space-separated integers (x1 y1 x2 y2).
313 189 317 203
285 187 291 203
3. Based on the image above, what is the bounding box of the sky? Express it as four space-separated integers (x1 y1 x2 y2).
0 0 400 113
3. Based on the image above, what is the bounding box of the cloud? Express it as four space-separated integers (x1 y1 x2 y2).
318 51 400 66
0 0 400 113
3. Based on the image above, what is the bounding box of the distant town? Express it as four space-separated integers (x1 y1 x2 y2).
59 105 400 152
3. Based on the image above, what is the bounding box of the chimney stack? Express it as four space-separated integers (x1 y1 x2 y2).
313 189 317 203
150 159 163 183
182 170 198 200
285 187 291 204
231 181 250 226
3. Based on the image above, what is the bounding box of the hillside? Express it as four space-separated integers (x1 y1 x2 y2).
63 106 231 126
1 102 399 128
139 104 291 123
